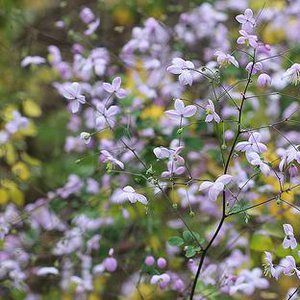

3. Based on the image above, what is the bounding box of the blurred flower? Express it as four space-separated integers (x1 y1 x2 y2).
283 63 300 85
167 58 195 86
257 73 272 87
282 224 297 250
62 82 86 113
205 100 221 123
103 77 128 99
20 56 46 67
235 9 256 31
237 30 258 48
165 99 197 120
199 175 233 201
215 51 239 68
120 186 148 205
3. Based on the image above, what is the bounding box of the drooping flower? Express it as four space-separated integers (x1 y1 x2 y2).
237 30 258 48
235 132 267 154
84 18 100 36
246 152 270 175
100 150 124 169
282 224 297 250
62 82 86 113
279 256 300 278
199 175 233 201
264 252 280 280
215 51 239 68
165 99 197 120
150 273 171 289
257 73 272 87
205 100 221 123
245 62 263 74
283 63 300 85
80 132 91 144
120 186 148 205
167 58 195 86
235 9 256 31
80 7 95 24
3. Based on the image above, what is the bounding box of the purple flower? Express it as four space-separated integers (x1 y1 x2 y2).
84 18 100 36
161 161 185 178
235 132 267 154
103 77 128 99
257 73 272 87
5 111 29 134
205 100 221 123
167 57 195 86
145 256 155 266
283 63 300 85
103 257 117 272
100 150 124 169
237 30 258 48
215 51 239 68
199 174 233 201
282 224 297 250
157 257 167 269
80 7 95 24
279 256 300 278
235 9 256 31
62 82 86 113
120 186 148 205
246 152 270 175
165 99 197 120
245 62 263 74
95 103 120 128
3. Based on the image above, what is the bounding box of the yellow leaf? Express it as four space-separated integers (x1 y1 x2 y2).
8 186 25 206
23 99 42 117
0 189 8 205
12 162 30 181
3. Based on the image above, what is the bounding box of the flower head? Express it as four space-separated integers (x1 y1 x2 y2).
237 30 258 48
167 58 195 86
165 99 197 120
215 51 239 68
62 82 86 113
283 63 300 85
199 174 233 201
120 186 148 205
282 224 297 250
235 9 256 31
103 77 128 99
205 100 221 123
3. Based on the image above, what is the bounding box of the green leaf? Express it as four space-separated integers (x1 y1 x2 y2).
183 230 200 242
185 246 196 258
250 233 274 252
168 236 184 247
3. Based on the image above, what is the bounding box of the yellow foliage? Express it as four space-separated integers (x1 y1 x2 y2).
140 105 164 120
113 7 134 26
124 283 154 300
0 189 9 205
262 24 286 44
12 162 30 181
2 180 24 206
23 99 42 117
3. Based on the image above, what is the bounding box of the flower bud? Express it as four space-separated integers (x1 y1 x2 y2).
257 73 272 87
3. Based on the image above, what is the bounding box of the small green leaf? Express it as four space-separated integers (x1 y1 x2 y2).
183 230 200 242
168 236 184 247
185 246 196 258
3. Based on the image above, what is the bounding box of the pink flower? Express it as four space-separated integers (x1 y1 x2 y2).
157 257 167 269
205 100 221 123
235 9 256 31
103 77 128 99
144 256 155 266
237 30 258 48
282 224 297 250
62 82 86 113
150 273 171 289
167 57 195 86
257 73 272 87
199 175 233 201
120 186 148 205
215 51 239 68
165 99 197 120
103 257 117 272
